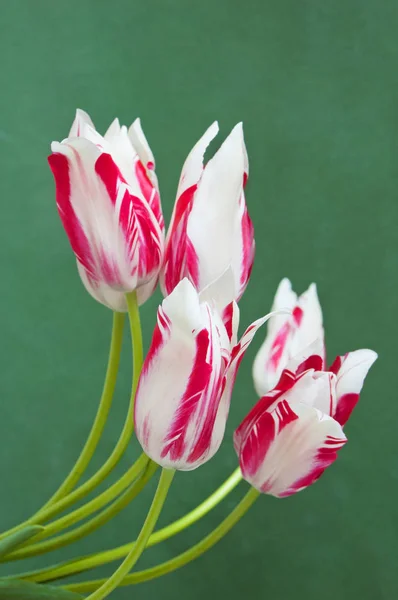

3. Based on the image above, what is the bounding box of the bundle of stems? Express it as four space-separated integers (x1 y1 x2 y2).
0 292 258 600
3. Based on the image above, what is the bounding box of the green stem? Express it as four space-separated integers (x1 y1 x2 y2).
0 313 125 542
15 468 242 583
3 455 149 562
7 461 158 564
125 291 143 408
83 468 175 600
64 487 259 594
0 292 143 543
41 312 126 508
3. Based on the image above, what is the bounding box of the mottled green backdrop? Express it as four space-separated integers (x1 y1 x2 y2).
0 1 396 599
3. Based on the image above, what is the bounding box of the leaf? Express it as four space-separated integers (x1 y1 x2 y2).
0 527 44 559
0 579 83 600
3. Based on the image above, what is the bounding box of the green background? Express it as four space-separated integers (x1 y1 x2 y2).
0 1 396 598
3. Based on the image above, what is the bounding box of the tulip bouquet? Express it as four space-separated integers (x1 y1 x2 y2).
0 110 377 600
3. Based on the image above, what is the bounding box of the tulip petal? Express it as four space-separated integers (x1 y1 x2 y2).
160 123 219 297
128 118 157 180
186 123 245 301
235 399 347 497
285 338 326 376
95 152 163 283
69 109 96 138
176 121 219 199
77 263 127 312
253 279 324 397
198 267 236 316
48 142 99 278
231 192 255 300
107 119 163 233
330 349 377 425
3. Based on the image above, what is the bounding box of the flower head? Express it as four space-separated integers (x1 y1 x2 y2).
135 278 270 470
235 341 377 497
160 123 254 311
253 278 324 396
48 109 164 311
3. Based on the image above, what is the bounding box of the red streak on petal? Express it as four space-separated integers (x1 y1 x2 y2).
292 306 303 326
334 393 359 426
284 434 346 497
222 303 234 342
296 354 324 376
329 355 343 375
95 153 162 282
142 308 171 376
163 184 199 294
48 153 95 276
94 152 121 205
267 322 291 371
135 160 164 229
161 329 212 462
239 198 255 296
274 369 297 392
239 400 298 482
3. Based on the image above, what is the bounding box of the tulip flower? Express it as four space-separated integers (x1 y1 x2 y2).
160 122 255 311
235 342 377 497
48 109 164 311
253 278 324 397
135 278 271 470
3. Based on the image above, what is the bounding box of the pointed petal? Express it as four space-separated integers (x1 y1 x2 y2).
104 117 122 140
69 109 96 138
128 118 156 175
186 123 245 300
160 123 219 297
106 120 164 234
235 399 347 497
176 122 219 199
330 349 377 425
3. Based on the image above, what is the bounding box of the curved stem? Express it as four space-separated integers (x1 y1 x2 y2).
0 293 143 541
6 461 158 564
83 468 175 600
64 487 259 594
15 468 242 583
0 312 125 542
3 455 149 562
41 312 126 508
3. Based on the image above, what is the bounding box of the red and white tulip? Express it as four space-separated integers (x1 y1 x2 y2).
134 278 271 470
48 109 164 311
253 278 324 397
235 342 377 497
160 122 255 311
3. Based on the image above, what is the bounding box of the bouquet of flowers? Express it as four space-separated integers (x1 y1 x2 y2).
0 109 377 600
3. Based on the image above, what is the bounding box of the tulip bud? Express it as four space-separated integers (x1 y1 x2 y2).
48 109 164 311
135 278 271 470
160 122 254 311
253 278 324 397
235 343 377 497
